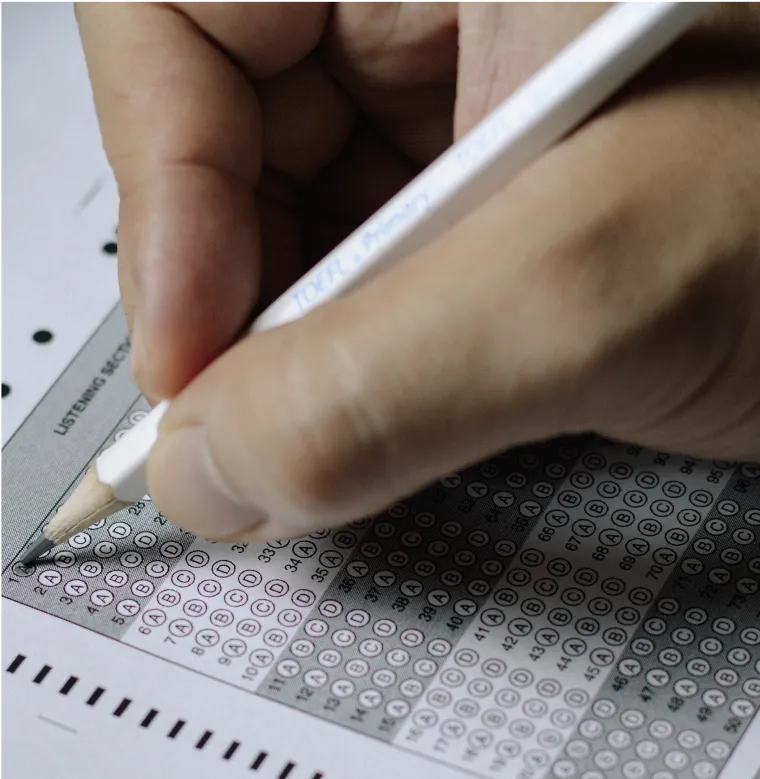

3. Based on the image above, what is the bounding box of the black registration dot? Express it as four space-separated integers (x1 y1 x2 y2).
33 330 53 344
2 383 9 397
102 242 118 255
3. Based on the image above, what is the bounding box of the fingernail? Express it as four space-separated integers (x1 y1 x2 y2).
130 318 163 405
149 426 267 540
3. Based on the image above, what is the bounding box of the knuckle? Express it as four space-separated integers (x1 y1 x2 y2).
523 198 645 351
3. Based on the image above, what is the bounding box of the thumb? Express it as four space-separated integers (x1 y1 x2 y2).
146 162 598 542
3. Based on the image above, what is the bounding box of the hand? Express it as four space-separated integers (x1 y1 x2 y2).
77 3 760 542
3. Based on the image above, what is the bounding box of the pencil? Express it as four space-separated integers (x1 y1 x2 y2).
20 2 709 566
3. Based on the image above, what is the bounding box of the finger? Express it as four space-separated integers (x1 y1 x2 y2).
322 2 458 166
255 55 356 187
76 3 329 399
456 3 609 136
298 120 419 264
174 2 330 82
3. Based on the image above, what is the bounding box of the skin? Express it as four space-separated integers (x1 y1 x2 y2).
75 3 760 542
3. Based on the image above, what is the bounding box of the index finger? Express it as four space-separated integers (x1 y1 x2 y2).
75 2 329 398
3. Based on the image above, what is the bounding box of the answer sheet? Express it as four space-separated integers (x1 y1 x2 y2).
3 6 760 779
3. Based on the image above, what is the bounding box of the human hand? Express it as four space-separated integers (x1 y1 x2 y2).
77 3 760 542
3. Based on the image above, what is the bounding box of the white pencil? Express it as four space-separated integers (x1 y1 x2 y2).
21 2 709 565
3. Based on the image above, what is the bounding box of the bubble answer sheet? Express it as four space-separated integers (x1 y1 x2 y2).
3 6 760 779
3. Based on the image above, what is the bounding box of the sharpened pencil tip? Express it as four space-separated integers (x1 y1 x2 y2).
20 536 55 566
